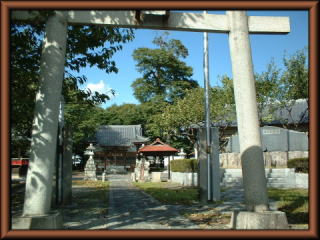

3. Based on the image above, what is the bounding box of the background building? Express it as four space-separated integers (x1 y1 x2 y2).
88 125 149 172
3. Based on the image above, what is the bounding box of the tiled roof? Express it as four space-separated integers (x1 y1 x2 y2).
93 125 149 147
138 138 178 153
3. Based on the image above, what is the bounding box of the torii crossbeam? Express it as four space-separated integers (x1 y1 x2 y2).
11 10 290 230
13 10 290 33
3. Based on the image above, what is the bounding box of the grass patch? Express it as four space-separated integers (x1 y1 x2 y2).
72 180 109 188
268 188 308 224
72 180 109 202
133 182 199 205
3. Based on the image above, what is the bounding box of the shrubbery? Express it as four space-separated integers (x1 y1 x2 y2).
170 159 198 173
287 158 308 173
149 167 163 172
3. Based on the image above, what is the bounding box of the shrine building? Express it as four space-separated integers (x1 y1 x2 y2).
89 125 149 172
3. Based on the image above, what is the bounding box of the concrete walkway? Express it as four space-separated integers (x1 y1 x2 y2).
105 174 198 229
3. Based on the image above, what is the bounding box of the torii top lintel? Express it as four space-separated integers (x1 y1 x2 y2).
12 10 290 34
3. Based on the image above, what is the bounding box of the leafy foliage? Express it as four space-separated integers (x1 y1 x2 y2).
146 82 236 153
131 32 199 104
287 158 309 173
255 60 282 122
170 159 198 173
10 24 43 157
64 104 105 154
255 48 308 128
100 104 146 125
10 12 135 157
280 48 308 101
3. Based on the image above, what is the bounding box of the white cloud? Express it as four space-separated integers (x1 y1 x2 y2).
87 80 106 93
86 80 115 97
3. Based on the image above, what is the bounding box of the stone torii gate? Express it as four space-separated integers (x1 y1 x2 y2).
12 10 290 229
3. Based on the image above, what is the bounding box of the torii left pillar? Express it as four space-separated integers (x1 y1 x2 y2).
14 11 67 229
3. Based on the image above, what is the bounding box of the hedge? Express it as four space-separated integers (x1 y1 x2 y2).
170 159 198 173
287 158 308 173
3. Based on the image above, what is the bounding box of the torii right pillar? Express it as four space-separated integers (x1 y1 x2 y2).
227 11 289 229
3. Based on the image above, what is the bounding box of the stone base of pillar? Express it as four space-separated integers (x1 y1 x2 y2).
230 210 289 229
12 211 63 230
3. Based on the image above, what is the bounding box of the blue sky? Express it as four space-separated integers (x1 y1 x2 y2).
78 10 308 108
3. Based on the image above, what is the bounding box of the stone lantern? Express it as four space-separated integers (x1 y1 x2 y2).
84 143 97 181
178 148 187 159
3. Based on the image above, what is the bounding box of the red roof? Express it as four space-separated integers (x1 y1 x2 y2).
11 159 29 166
138 138 178 153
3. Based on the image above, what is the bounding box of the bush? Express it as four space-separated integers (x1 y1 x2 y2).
170 159 198 173
149 167 163 172
287 158 308 173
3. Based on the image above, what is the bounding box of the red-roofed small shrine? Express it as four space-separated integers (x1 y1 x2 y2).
138 138 178 156
137 139 178 180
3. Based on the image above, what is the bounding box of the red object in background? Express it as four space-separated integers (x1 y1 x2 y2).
138 138 178 154
11 159 29 166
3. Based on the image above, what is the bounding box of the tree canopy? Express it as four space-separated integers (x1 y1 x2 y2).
144 48 308 153
131 33 199 104
255 48 308 126
11 16 134 157
145 82 236 153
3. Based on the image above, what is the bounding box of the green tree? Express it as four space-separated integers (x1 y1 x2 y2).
280 48 308 101
131 33 198 104
277 48 309 128
10 17 134 157
64 103 105 155
11 23 43 157
101 100 169 137
255 60 282 123
254 48 308 127
146 82 236 154
101 104 145 125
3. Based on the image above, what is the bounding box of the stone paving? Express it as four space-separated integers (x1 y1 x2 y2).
105 174 198 229
11 172 306 230
12 172 276 230
103 174 255 230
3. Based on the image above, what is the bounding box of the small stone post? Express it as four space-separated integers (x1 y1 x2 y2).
139 157 145 182
62 126 73 205
210 127 221 201
102 171 106 182
198 127 209 203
